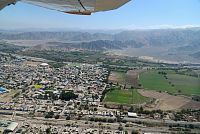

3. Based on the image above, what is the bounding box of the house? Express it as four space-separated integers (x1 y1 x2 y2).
4 122 18 133
128 112 138 118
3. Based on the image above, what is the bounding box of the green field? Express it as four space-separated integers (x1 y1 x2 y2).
139 70 200 96
104 88 149 104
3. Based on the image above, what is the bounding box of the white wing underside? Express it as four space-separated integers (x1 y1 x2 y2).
21 0 96 12
0 0 130 15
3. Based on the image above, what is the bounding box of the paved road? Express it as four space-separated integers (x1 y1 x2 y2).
1 110 200 128
0 114 173 133
123 117 200 128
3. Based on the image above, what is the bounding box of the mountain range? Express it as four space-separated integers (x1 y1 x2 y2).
0 28 200 62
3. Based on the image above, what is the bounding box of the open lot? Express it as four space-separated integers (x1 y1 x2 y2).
139 70 200 96
104 88 149 105
108 71 127 85
126 70 143 87
109 70 142 87
138 89 200 111
0 90 20 102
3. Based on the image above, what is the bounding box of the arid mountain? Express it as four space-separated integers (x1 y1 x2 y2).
1 28 200 47
1 28 200 62
0 32 113 41
114 28 200 47
28 40 144 51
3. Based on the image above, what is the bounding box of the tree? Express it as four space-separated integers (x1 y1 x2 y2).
119 105 123 111
45 111 54 118
189 124 194 129
128 106 134 112
54 114 60 119
107 118 115 123
59 91 78 101
66 116 71 120
46 128 51 134
138 107 143 113
94 107 97 111
131 130 139 134
118 125 123 131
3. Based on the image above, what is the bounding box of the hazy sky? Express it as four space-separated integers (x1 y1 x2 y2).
1 0 200 30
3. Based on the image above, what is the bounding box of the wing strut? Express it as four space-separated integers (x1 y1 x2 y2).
78 0 86 11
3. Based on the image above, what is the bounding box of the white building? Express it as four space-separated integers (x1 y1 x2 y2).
128 112 138 118
4 122 18 132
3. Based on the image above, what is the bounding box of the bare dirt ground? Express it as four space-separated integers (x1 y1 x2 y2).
6 40 49 46
0 90 19 102
138 89 200 111
108 71 123 84
109 70 142 87
126 70 143 87
23 61 42 66
181 101 200 110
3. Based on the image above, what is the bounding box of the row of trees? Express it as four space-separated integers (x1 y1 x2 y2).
39 90 78 101
59 91 78 101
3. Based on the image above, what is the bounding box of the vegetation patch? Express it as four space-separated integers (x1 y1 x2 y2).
139 70 200 96
104 87 149 104
34 84 43 90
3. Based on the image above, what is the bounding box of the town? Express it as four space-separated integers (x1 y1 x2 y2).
1 0 200 133
0 53 200 134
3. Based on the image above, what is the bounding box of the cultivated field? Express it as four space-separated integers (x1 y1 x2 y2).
139 70 200 96
104 88 149 105
138 89 200 111
109 70 142 87
167 74 200 95
126 70 143 87
108 71 127 85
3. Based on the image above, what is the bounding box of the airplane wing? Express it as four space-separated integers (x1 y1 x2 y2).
0 0 16 10
0 0 130 15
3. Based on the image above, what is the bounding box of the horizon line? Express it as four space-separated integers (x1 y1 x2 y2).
0 25 200 32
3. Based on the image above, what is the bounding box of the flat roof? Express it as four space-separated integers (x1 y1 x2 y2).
5 122 18 132
128 112 137 117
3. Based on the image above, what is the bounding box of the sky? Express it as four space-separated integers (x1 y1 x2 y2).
0 0 200 30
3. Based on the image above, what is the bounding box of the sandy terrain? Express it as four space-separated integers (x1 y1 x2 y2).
138 89 200 111
5 40 49 46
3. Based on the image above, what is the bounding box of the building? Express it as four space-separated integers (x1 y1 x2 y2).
4 122 18 133
128 112 138 118
39 63 49 69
